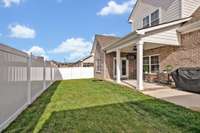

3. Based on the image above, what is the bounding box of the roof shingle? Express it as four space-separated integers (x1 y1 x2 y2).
95 34 120 48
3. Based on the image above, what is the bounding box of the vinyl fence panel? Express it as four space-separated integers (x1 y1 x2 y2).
0 44 58 132
30 56 45 102
58 67 94 80
45 61 53 88
0 45 29 132
0 44 94 132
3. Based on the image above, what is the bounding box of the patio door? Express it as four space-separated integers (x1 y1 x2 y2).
113 58 129 78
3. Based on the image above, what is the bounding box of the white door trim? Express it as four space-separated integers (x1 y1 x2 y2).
113 57 129 78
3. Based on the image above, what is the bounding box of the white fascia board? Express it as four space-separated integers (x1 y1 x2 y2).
136 17 191 34
178 20 200 34
103 31 138 51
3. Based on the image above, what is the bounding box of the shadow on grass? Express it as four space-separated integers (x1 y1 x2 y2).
3 81 61 133
40 99 200 133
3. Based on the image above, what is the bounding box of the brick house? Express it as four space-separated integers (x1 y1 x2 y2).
91 35 120 79
92 0 200 90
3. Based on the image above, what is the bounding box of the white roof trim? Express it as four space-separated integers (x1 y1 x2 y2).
103 31 138 50
136 17 191 34
178 20 200 34
128 0 140 22
104 18 191 51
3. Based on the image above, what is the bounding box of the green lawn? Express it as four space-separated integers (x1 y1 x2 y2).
4 79 200 133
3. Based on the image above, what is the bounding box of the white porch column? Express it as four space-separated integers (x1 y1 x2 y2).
136 40 144 90
116 49 121 83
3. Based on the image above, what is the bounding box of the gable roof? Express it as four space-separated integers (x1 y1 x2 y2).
79 55 93 62
95 34 120 47
91 34 120 54
128 0 139 22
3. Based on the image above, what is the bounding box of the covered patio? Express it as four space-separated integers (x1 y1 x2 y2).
103 18 190 90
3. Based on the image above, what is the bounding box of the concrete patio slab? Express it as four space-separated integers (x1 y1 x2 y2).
111 79 200 111
143 88 200 112
123 80 164 89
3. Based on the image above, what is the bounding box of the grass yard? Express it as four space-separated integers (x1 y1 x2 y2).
3 79 200 133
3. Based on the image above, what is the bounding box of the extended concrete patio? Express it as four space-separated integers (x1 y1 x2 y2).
122 80 200 112
143 88 200 112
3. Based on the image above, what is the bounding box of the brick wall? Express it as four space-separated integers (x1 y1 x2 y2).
104 52 136 80
105 52 114 79
94 43 105 80
144 29 200 72
99 30 200 81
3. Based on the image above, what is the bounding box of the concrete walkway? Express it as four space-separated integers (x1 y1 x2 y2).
143 88 200 112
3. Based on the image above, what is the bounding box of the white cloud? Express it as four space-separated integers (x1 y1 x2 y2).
2 0 22 7
97 0 135 16
102 33 116 36
9 24 36 39
50 38 92 62
26 46 49 59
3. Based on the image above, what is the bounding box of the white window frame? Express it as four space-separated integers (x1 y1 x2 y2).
143 54 160 74
113 57 129 78
141 8 162 29
143 15 150 28
151 9 160 26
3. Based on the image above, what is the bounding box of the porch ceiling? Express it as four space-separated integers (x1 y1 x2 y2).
120 43 164 53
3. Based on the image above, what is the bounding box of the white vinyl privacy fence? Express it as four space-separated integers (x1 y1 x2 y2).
58 67 94 80
0 44 94 132
0 44 60 132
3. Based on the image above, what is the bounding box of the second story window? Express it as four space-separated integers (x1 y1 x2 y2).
151 9 160 26
143 16 149 28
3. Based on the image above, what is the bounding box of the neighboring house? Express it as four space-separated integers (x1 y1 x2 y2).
57 55 94 68
76 55 94 67
92 0 200 90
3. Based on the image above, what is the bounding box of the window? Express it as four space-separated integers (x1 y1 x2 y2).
96 59 101 73
122 60 127 76
151 10 160 26
114 59 116 76
143 55 159 74
151 56 159 73
143 16 150 28
143 57 150 73
83 63 93 67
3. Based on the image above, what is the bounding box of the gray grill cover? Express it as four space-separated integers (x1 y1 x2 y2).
171 67 200 93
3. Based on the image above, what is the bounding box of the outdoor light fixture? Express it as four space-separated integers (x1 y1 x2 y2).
133 46 137 51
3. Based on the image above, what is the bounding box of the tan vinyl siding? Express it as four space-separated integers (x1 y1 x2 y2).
182 0 200 18
143 28 180 45
131 0 182 30
162 0 181 22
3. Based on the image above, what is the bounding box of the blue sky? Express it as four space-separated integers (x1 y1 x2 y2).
0 0 136 62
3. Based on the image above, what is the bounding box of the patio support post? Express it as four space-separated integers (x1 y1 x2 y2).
136 40 144 90
116 48 121 83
